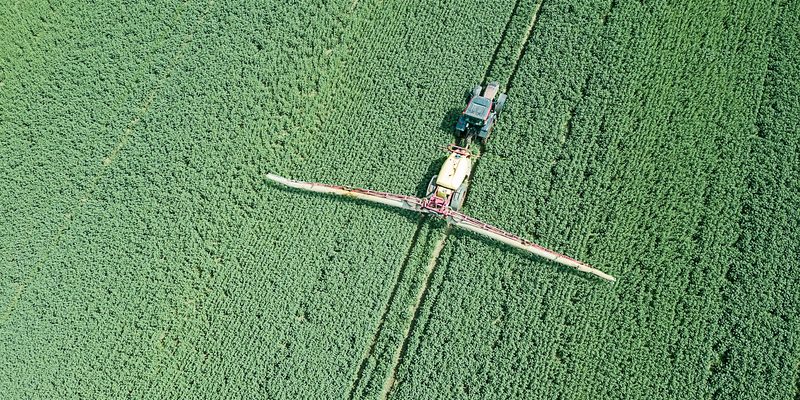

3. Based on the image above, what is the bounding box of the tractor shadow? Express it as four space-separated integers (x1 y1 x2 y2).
413 157 447 198
438 107 462 137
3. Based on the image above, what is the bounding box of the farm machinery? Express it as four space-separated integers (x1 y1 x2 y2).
456 82 507 143
267 83 615 282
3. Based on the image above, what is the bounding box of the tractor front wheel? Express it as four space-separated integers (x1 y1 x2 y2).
471 85 481 99
495 93 507 113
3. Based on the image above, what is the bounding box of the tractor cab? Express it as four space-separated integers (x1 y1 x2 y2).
454 82 507 142
463 96 492 125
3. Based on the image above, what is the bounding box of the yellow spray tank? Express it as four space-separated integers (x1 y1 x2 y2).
426 146 472 210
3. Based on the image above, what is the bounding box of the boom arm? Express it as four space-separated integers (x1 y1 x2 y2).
266 173 615 282
446 212 616 282
266 173 424 213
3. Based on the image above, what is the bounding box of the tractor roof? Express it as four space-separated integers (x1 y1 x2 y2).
464 96 491 120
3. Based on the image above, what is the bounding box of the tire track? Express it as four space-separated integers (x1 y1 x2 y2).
376 0 547 397
379 226 451 400
345 218 426 400
348 0 530 390
504 0 545 90
482 0 529 82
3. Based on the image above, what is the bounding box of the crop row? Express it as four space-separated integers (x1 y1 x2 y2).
388 0 795 399
0 1 196 308
1 0 521 398
0 2 207 397
176 0 519 397
708 2 800 397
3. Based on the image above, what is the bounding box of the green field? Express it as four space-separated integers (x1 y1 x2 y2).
1 0 798 398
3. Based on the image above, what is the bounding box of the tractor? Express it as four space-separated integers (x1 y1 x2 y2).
455 82 507 143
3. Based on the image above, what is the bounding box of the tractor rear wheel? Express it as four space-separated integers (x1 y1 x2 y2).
426 175 438 197
450 182 467 211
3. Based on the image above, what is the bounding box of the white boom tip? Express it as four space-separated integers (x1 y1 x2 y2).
576 263 616 282
590 268 616 282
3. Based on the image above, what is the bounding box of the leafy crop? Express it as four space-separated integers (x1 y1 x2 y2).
1 0 798 399
0 0 514 398
389 1 800 399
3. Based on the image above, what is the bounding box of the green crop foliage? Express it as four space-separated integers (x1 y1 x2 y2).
390 1 800 399
1 0 798 399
